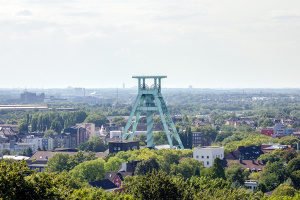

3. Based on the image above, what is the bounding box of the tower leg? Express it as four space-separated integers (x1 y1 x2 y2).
154 96 174 147
146 111 154 148
123 94 142 140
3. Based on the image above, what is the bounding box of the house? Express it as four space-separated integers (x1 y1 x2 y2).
226 145 266 172
193 146 224 168
89 179 118 190
108 140 139 154
225 117 256 128
244 180 258 191
90 160 139 191
261 128 274 136
226 145 264 160
76 123 95 138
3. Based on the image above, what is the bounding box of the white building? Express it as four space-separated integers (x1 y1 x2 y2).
110 131 122 139
244 180 258 191
193 146 224 168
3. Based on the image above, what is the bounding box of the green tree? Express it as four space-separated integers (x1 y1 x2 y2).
271 183 297 198
259 161 287 191
125 171 185 200
170 158 202 179
23 147 33 157
44 129 58 138
135 158 160 175
79 136 107 152
0 160 32 200
69 158 106 182
209 158 225 179
69 187 134 200
290 170 300 189
105 157 124 172
46 154 71 172
26 171 84 199
225 164 248 186
85 114 108 127
18 119 28 133
287 157 300 174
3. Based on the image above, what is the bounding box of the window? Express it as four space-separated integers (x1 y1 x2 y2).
196 155 199 159
207 161 209 165
207 156 209 159
201 156 204 159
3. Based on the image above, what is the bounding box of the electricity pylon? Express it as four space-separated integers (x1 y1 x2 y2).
122 76 184 149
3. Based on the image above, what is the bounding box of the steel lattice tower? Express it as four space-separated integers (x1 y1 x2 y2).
122 76 184 149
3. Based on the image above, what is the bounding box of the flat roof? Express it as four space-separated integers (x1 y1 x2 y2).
132 76 167 79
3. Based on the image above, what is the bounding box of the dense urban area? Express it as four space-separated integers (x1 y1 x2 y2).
1 88 300 199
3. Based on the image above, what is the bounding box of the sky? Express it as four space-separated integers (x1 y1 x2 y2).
0 0 299 88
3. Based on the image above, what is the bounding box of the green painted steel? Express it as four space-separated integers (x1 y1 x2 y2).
122 76 184 149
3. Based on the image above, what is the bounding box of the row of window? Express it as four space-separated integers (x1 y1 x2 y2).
195 154 223 159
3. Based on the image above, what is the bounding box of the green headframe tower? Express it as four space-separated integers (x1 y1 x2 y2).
122 76 184 149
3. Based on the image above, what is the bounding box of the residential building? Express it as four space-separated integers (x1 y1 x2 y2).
108 141 139 154
77 123 95 138
63 126 88 148
244 180 258 191
193 146 224 168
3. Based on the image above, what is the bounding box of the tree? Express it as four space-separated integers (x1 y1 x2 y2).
22 147 33 157
287 157 300 174
26 171 84 199
2 149 10 155
68 151 96 169
153 132 168 145
46 154 71 172
209 158 226 179
105 157 124 172
44 129 57 138
69 187 134 200
46 152 96 173
0 160 32 200
290 170 300 189
84 114 108 127
135 158 160 175
79 136 107 152
170 158 202 179
259 161 287 191
18 119 28 133
125 171 185 200
271 184 297 198
69 158 106 182
179 126 193 149
225 164 248 186
50 120 63 133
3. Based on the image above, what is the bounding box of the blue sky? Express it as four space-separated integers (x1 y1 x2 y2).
0 0 299 88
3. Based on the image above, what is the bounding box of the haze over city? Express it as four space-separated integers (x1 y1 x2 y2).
1 0 299 88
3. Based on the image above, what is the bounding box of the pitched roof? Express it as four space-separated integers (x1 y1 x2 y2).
227 159 265 171
226 145 264 160
89 179 117 190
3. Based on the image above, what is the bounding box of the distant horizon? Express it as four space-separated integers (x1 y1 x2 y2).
1 87 300 90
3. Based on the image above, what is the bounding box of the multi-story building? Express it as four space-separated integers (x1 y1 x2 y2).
63 126 87 148
193 146 224 168
77 123 95 138
20 91 45 104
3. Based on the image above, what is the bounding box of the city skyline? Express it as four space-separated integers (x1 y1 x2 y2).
0 0 299 88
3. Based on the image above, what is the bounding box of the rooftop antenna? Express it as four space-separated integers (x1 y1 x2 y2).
122 75 184 149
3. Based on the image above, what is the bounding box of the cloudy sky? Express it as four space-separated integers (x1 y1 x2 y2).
0 0 299 88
